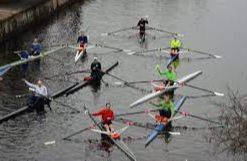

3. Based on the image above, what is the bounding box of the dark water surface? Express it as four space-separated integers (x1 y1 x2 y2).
0 0 247 160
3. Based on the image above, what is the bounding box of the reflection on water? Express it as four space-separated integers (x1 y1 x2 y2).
1 0 247 160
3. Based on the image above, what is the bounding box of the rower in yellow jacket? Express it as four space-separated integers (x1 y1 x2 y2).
169 36 182 59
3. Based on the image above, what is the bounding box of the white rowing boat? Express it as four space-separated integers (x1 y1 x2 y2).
0 46 66 76
129 70 202 108
68 45 95 63
83 105 137 161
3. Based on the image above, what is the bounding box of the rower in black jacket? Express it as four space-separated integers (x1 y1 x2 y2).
90 57 102 82
137 16 148 41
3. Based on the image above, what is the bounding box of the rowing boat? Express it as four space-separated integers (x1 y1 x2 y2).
83 105 137 161
145 96 186 147
0 46 66 76
0 82 79 124
65 62 119 96
129 70 202 108
71 45 95 63
74 50 85 62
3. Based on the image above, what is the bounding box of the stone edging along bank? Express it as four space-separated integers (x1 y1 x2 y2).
0 0 82 42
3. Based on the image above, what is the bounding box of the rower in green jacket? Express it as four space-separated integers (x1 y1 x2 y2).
155 64 176 85
150 94 175 129
154 64 177 97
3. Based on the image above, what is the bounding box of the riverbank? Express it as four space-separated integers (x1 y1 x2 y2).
0 0 82 43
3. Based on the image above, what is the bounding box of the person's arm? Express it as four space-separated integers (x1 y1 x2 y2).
155 65 167 76
23 79 37 89
179 40 182 48
150 101 162 108
36 44 41 53
77 36 81 44
168 103 175 121
112 113 115 120
98 62 102 70
137 21 140 26
43 86 48 97
85 36 88 44
92 108 105 116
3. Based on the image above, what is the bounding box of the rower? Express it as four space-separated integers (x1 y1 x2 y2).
22 79 49 113
90 57 102 82
154 65 176 98
19 50 30 77
150 94 175 130
92 102 115 134
19 50 30 60
77 31 88 54
169 35 182 60
30 38 41 56
137 16 148 41
30 38 41 65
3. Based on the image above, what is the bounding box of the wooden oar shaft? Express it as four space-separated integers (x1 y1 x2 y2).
186 84 214 94
107 26 137 35
62 123 99 140
185 83 223 96
180 111 222 125
127 79 164 84
116 109 159 117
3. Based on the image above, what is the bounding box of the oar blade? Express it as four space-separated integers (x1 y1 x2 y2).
168 132 181 135
214 55 222 59
114 81 124 85
0 66 11 76
44 140 56 145
126 51 136 55
214 92 224 97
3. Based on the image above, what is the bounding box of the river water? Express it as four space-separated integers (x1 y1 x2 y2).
0 0 247 160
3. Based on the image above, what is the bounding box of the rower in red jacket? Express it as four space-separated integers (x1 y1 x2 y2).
92 102 115 133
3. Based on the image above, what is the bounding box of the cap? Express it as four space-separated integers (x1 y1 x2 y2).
106 102 111 107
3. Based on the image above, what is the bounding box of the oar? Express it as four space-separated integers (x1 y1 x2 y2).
116 109 160 117
101 26 138 36
105 73 151 93
0 66 11 76
44 124 99 145
114 79 164 86
146 26 184 37
44 69 90 80
95 43 132 53
52 100 80 113
95 43 169 56
179 111 224 126
61 124 100 141
125 47 170 56
183 48 222 59
185 83 224 97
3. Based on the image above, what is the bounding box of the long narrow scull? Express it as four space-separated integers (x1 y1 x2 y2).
0 46 66 76
0 82 78 124
145 96 186 147
65 62 119 96
129 70 202 108
83 105 137 161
